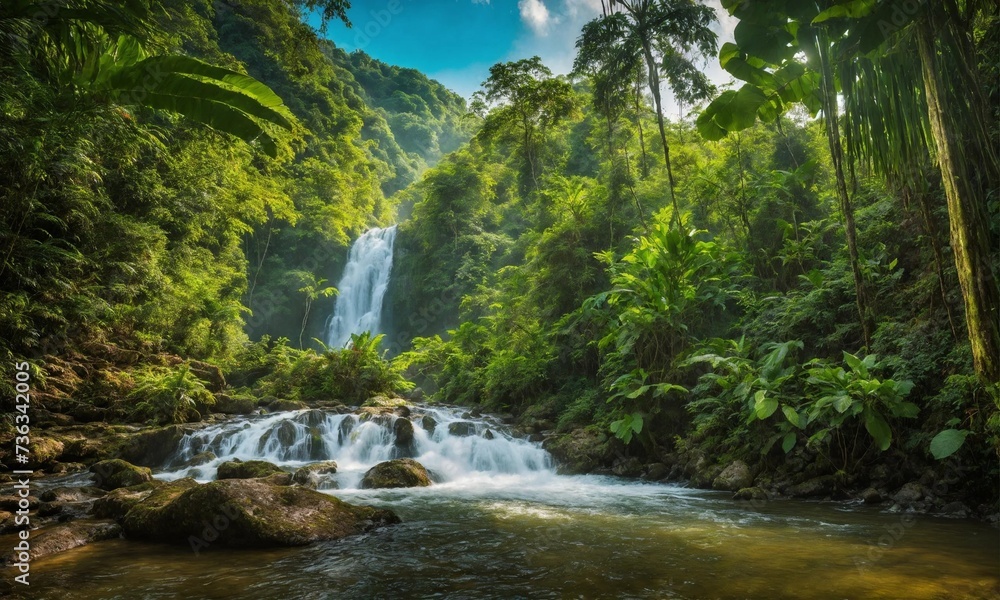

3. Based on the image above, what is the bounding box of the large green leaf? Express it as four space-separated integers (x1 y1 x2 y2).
754 390 779 420
129 91 278 157
734 16 795 64
812 0 878 24
109 69 293 130
929 429 969 460
725 84 769 130
132 55 287 108
782 405 802 428
863 408 892 451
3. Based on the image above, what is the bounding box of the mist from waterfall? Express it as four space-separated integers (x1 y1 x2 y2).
325 225 397 348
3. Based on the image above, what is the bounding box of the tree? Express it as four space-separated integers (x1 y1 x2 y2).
822 0 1000 382
471 57 575 193
293 271 337 349
576 0 717 225
696 0 875 348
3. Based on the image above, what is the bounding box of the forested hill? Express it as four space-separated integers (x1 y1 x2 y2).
0 0 469 415
326 48 475 194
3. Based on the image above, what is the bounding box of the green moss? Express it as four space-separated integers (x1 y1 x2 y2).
216 459 284 480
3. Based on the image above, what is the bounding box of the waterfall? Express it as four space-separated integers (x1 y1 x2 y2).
325 225 397 348
158 406 554 489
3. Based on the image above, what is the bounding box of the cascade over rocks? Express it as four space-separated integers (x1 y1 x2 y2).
292 461 339 489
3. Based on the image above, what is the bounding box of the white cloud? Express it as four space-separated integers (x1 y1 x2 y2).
519 0 554 36
471 0 490 4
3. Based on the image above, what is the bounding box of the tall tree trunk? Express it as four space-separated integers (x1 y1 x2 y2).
642 43 680 227
817 31 874 349
634 77 649 178
917 20 1000 381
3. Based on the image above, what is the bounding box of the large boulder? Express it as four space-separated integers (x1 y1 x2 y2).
733 487 770 501
360 459 432 489
90 459 153 491
189 360 226 393
120 478 399 549
216 459 284 480
713 460 753 492
364 396 407 409
292 461 339 489
295 410 330 427
543 428 615 475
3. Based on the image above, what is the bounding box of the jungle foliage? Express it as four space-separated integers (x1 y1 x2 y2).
391 0 999 497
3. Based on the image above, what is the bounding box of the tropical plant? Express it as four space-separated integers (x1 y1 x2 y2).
803 352 917 467
293 271 337 349
129 364 214 425
2 0 296 157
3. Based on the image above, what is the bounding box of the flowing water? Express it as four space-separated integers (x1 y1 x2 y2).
23 407 1000 599
325 225 397 348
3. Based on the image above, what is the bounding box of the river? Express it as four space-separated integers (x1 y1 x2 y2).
23 407 1000 599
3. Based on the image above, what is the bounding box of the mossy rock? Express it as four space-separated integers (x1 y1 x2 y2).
179 451 217 469
115 425 188 467
393 418 414 446
214 394 257 415
713 460 753 492
542 428 615 475
92 479 196 521
188 360 226 393
447 421 476 437
27 437 65 469
360 458 432 489
733 487 770 501
90 459 154 491
216 459 284 480
267 399 309 412
121 478 400 548
363 395 407 409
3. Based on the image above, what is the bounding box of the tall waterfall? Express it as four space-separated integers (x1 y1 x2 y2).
158 406 554 489
326 225 397 348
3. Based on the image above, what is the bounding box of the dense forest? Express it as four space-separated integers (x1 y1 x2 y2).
0 0 998 563
388 0 1000 509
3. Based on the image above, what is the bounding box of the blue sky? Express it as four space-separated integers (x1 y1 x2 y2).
315 0 737 112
